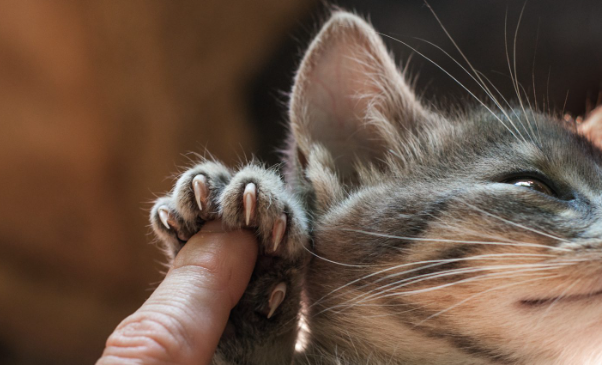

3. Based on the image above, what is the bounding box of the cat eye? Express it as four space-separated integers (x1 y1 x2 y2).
505 178 555 196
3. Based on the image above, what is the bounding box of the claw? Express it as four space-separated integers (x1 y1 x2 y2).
158 207 171 230
243 183 256 226
272 214 287 252
267 282 287 319
192 175 207 211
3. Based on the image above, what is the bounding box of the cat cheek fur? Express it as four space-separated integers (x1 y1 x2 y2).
285 10 602 365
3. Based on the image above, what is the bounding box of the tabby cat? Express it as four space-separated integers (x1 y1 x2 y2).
151 10 602 365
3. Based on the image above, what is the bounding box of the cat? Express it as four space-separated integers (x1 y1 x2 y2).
151 10 602 365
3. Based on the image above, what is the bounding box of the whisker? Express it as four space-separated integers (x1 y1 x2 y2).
357 263 569 304
389 265 564 297
306 248 562 314
301 244 369 268
336 228 569 251
505 7 528 135
531 18 541 113
379 33 524 144
423 213 570 252
415 274 561 325
475 70 514 112
326 264 568 315
410 36 517 131
456 200 571 245
320 269 561 317
376 257 561 284
545 66 552 114
533 278 583 328
562 89 570 116
426 220 571 257
421 0 528 144
318 253 555 306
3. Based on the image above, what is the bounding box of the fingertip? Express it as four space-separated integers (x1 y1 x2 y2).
98 221 258 365
173 220 258 307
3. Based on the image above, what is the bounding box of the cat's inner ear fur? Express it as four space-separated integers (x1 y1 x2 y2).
288 11 432 201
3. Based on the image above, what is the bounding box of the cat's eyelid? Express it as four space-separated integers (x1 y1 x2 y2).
491 169 548 183
494 170 577 201
506 178 555 197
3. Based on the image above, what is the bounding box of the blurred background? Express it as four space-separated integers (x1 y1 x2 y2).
0 1 600 364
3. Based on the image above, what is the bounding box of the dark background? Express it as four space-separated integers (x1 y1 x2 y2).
252 0 602 164
0 1 599 364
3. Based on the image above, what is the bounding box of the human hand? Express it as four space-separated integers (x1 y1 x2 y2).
97 220 258 365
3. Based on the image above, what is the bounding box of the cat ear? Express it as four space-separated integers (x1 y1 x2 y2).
578 106 602 149
289 11 431 185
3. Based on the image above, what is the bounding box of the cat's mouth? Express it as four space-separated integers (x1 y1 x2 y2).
520 288 602 307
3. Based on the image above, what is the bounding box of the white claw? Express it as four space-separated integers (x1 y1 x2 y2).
267 282 287 319
272 214 287 252
158 207 171 230
192 175 207 211
243 183 256 226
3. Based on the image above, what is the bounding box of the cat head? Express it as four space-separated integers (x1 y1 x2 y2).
287 11 602 364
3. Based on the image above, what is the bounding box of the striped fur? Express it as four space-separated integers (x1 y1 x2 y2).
286 11 602 365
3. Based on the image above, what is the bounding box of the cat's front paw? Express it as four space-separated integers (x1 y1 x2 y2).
218 165 309 322
220 165 308 259
151 160 310 365
150 161 232 257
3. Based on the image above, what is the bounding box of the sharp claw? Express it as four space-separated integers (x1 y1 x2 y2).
192 175 207 211
243 183 256 226
158 207 171 230
272 214 287 252
267 282 287 319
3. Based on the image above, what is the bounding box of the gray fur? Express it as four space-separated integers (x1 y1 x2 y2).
151 11 602 365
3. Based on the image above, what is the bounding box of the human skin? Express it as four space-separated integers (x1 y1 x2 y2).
97 220 258 365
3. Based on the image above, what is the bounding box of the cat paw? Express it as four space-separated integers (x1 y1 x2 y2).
151 160 310 365
151 161 309 322
151 160 309 364
218 165 309 325
219 164 308 261
150 161 233 256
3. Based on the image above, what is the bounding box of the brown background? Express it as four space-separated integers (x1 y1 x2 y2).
0 1 600 364
0 1 314 364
